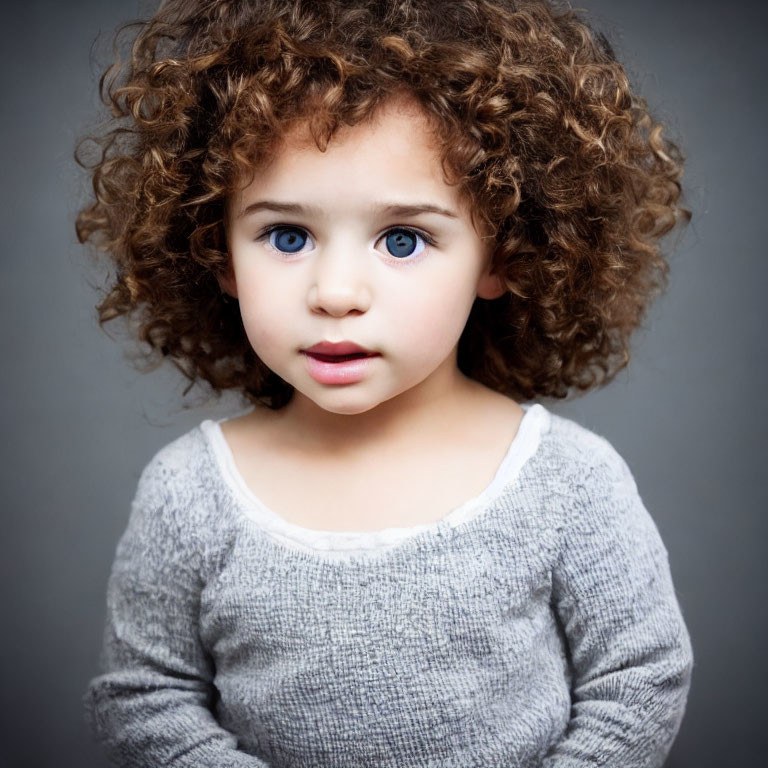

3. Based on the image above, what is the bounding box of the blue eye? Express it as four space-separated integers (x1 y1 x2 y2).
267 226 310 253
384 228 428 259
260 224 433 260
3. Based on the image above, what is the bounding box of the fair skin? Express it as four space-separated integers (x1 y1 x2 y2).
219 96 524 531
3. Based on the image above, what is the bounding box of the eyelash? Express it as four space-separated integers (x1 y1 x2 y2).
255 224 437 263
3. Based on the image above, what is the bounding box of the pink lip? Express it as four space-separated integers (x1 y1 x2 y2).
303 340 375 356
301 349 380 385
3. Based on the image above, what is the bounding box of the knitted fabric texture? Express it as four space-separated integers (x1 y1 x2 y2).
85 403 694 767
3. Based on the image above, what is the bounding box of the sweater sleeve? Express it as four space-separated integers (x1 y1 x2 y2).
84 452 269 767
543 440 694 768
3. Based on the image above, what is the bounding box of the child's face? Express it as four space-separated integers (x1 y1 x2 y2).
224 98 503 417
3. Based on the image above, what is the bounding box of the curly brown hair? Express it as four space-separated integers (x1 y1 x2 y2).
75 0 689 409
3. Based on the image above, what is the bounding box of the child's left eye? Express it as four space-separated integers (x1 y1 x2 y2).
379 228 433 260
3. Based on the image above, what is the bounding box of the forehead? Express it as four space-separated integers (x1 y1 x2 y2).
284 92 438 150
233 97 461 213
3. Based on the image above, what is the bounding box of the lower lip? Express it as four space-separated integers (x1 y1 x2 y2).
302 352 380 385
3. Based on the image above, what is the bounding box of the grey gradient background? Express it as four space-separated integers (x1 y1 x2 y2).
1 0 765 766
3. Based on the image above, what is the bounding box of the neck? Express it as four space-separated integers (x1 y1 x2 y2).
273 367 482 457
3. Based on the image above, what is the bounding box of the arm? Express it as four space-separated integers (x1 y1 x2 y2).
543 443 694 768
85 455 268 767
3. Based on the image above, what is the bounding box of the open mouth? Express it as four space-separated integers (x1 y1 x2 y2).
306 352 373 363
302 349 379 384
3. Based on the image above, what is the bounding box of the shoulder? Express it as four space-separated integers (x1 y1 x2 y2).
128 419 238 541
118 420 238 572
533 406 638 496
532 408 668 557
134 423 214 505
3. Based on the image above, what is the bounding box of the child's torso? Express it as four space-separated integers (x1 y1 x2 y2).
199 480 571 767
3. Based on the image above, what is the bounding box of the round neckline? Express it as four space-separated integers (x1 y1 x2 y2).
200 402 549 554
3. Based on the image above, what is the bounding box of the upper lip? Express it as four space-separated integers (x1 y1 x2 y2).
303 341 377 356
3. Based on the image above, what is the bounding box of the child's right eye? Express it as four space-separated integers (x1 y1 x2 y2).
263 226 313 254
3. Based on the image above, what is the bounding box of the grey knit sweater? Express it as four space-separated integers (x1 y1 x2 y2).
85 403 693 767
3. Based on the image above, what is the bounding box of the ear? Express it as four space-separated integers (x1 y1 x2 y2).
476 264 506 300
217 219 238 298
217 266 239 299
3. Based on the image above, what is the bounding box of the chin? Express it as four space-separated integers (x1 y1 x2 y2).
298 385 392 417
313 397 382 416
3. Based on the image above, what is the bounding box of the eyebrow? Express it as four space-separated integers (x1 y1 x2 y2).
236 200 459 221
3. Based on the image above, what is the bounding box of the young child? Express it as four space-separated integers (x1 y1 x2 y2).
78 0 694 765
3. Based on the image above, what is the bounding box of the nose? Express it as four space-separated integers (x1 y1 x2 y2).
307 245 372 317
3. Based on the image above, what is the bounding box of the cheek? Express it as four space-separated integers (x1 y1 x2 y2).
388 274 476 354
235 277 292 352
